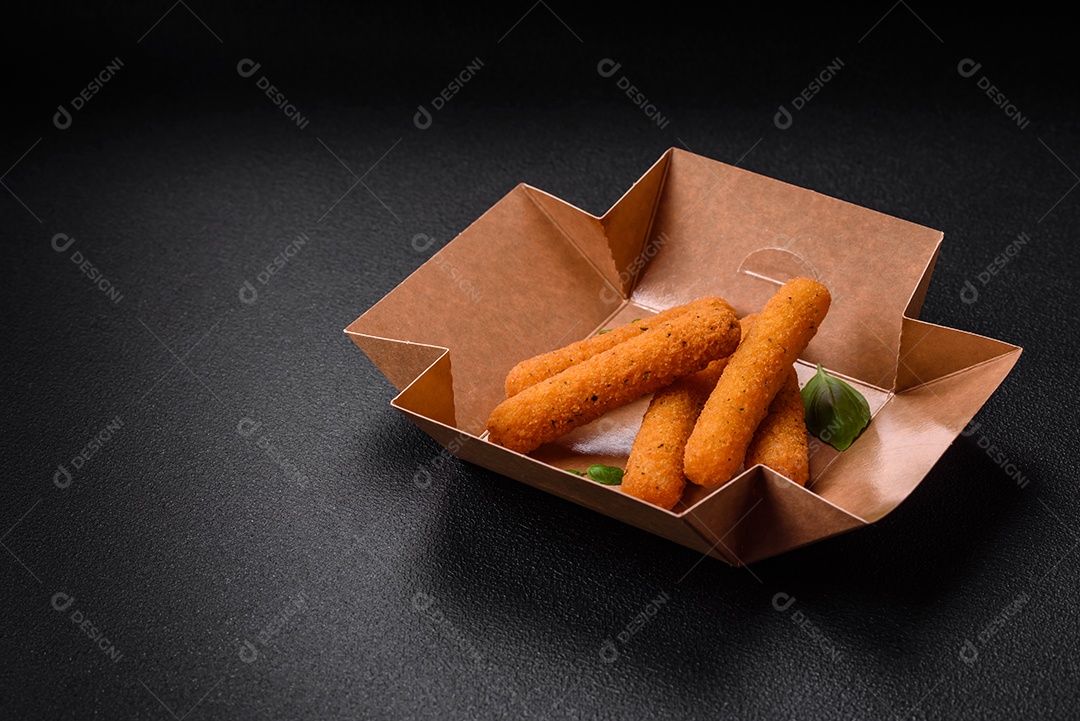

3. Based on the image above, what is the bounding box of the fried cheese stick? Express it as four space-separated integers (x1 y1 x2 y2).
684 278 829 487
486 298 740 454
744 366 809 486
621 359 728 509
621 314 756 510
503 297 720 398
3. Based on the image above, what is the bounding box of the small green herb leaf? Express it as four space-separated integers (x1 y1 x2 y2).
566 469 587 476
597 329 612 335
801 364 870 451
586 464 624 485
630 318 641 323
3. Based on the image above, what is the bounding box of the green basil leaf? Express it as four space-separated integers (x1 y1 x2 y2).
586 464 624 485
801 364 871 451
566 469 587 476
597 329 612 335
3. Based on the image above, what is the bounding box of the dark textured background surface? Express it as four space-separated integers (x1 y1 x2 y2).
3 4 1077 719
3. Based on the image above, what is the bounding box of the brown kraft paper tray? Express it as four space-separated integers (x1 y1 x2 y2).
345 148 1022 566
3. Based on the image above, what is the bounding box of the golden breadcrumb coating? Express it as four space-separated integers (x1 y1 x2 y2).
744 367 809 486
503 297 719 398
621 358 728 509
684 278 829 487
486 298 740 454
622 314 757 509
